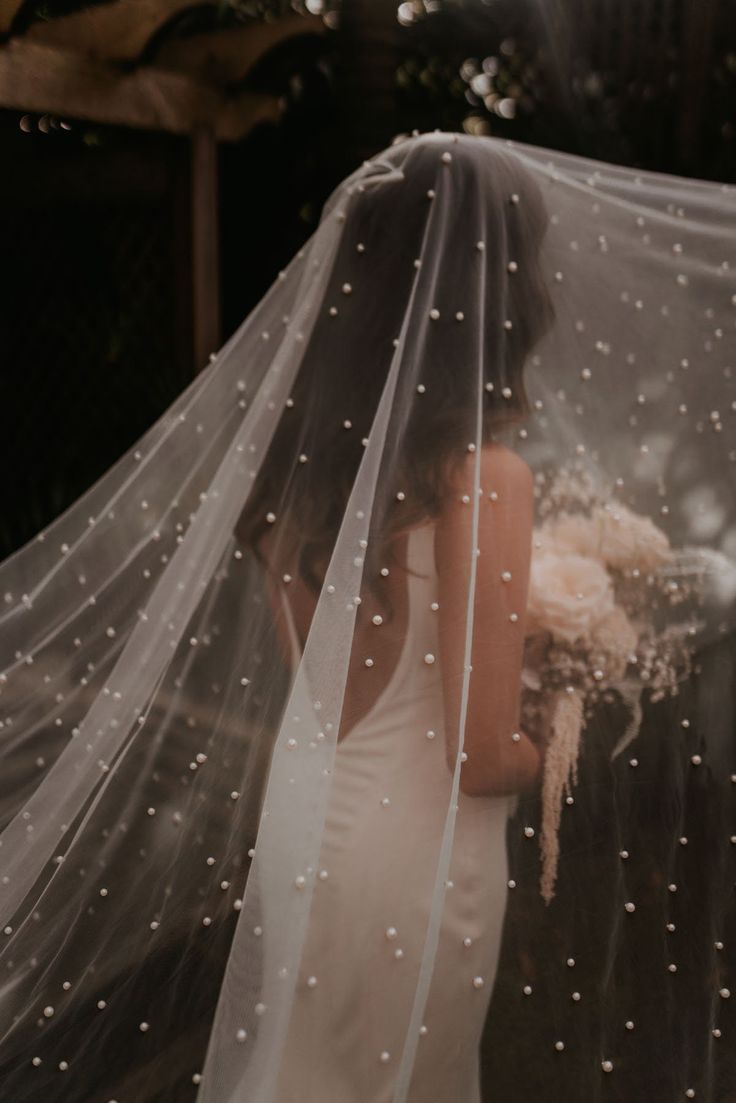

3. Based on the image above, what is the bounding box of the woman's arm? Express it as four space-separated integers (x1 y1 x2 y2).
249 530 299 672
435 444 542 797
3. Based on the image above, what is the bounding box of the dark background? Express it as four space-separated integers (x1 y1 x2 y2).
2 0 736 559
1 5 735 1100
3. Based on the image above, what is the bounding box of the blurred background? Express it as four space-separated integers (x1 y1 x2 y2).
1 0 735 557
1 7 736 1101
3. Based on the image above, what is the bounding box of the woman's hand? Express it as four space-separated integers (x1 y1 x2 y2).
458 728 543 798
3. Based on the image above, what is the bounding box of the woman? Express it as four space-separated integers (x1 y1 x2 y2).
0 133 733 1103
232 136 552 1102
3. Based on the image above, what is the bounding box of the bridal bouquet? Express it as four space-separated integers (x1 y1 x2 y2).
521 473 732 904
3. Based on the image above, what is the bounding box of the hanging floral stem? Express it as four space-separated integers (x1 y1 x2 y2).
539 687 584 905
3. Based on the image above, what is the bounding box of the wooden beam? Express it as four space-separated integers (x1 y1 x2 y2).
0 0 24 35
191 128 220 372
25 3 323 75
0 38 282 139
24 0 207 61
153 16 325 85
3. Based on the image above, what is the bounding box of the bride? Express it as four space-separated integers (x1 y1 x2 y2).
231 138 551 1101
0 131 734 1103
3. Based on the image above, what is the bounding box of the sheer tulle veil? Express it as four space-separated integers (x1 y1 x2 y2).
0 131 735 1101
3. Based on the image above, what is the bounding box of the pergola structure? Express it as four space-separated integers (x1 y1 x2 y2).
0 1 326 367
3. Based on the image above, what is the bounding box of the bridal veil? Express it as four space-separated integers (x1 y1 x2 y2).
0 131 734 1101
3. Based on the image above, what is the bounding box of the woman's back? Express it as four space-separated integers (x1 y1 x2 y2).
265 518 517 1102
258 443 541 794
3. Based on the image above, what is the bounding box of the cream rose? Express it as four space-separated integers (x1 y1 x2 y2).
590 606 639 679
527 550 615 644
541 502 671 573
594 504 671 570
539 514 599 560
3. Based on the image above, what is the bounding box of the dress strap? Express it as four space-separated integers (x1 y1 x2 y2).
277 585 303 671
405 521 436 578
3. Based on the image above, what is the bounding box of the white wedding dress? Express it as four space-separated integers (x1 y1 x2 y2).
270 521 517 1102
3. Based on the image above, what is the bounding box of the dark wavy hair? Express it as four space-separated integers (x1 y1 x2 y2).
237 136 554 596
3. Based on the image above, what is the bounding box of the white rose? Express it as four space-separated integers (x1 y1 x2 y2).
542 503 671 573
539 514 600 560
593 504 671 571
527 550 615 645
590 607 639 680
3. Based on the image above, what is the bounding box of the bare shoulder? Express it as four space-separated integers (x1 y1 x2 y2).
445 442 533 502
479 442 533 493
435 442 535 593
436 443 534 575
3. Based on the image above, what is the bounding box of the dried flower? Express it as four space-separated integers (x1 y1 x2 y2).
528 550 614 644
522 475 700 903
